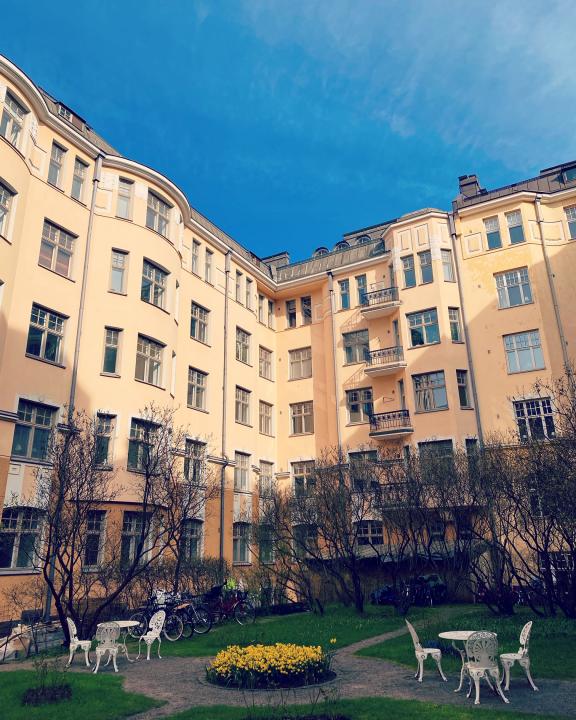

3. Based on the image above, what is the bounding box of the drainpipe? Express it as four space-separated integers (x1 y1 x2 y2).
534 196 571 370
448 212 485 447
327 272 343 455
219 251 231 576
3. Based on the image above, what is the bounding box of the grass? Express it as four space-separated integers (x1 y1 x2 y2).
357 605 576 680
165 696 566 720
0 670 161 719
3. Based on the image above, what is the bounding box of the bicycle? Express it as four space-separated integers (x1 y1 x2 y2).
128 590 184 641
174 593 213 638
202 583 256 625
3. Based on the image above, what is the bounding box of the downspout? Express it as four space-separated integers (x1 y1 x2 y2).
327 272 343 453
448 212 485 447
219 251 231 576
68 154 103 419
534 195 571 369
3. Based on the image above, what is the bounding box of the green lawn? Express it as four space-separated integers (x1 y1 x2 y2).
165 696 565 720
0 670 161 720
357 606 576 680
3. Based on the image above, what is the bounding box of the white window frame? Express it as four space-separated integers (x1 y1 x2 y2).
26 303 65 364
135 334 163 386
495 268 532 309
289 347 312 379
190 302 209 343
504 330 544 373
141 259 168 309
146 191 171 237
236 327 251 364
235 386 251 425
110 249 128 293
259 346 272 380
39 220 75 278
290 401 314 435
48 142 66 188
187 367 207 410
234 452 250 491
71 157 88 202
116 178 134 220
259 400 273 435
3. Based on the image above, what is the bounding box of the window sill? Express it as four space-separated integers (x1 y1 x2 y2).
343 361 366 367
0 232 11 245
235 421 253 428
25 354 66 369
145 225 170 241
190 270 201 279
259 432 275 438
10 456 52 466
460 406 474 410
259 375 274 382
134 377 165 390
38 263 75 283
190 337 211 347
407 341 441 350
232 562 252 567
288 376 313 382
497 301 534 311
346 421 370 427
0 568 41 576
115 215 133 222
141 299 170 316
187 405 209 414
414 408 449 414
47 181 65 193
507 367 546 375
419 280 433 286
101 372 121 378
70 196 87 208
109 289 127 296
236 359 253 367
289 432 315 437
451 340 465 344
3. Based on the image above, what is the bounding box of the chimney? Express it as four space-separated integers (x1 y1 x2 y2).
458 174 482 198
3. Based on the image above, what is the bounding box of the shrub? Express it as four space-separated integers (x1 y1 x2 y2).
21 656 72 706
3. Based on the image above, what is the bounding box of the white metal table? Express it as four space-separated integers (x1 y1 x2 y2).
438 630 478 692
97 620 140 664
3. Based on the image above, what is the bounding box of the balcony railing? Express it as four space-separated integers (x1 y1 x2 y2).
366 346 404 366
369 409 413 435
362 286 399 307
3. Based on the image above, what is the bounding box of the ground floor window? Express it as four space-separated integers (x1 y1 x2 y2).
514 398 555 441
356 520 384 546
84 510 106 568
233 522 251 563
180 519 203 561
0 508 42 569
120 511 150 566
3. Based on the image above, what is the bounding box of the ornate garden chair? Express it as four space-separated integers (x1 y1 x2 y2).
464 631 509 705
137 610 165 660
500 621 538 691
405 619 447 683
66 617 91 667
93 622 121 673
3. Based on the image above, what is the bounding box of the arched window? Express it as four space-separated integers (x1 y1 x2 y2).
313 246 329 257
356 234 371 245
334 240 350 251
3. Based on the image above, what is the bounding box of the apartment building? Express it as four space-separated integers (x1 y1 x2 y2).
1 54 575 597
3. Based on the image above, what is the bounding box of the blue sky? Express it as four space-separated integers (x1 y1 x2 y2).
3 1 576 260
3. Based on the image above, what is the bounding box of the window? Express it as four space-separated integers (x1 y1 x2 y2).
349 450 378 490
259 525 274 564
356 274 367 304
96 413 115 466
235 271 242 302
204 249 213 283
0 509 42 569
26 304 65 364
504 330 544 373
110 249 128 293
419 439 453 460
236 327 250 364
259 346 272 379
484 216 502 249
413 371 448 412
39 220 75 277
135 335 163 386
127 419 156 471
235 387 251 425
116 178 133 219
245 278 253 309
343 329 369 364
233 522 250 563
71 158 88 201
191 240 200 275
259 461 274 497
292 461 315 497
402 255 416 288
290 401 314 434
339 279 350 310
289 347 312 379
146 191 170 237
180 519 202 561
356 520 384 546
441 249 455 282
449 307 462 342
11 400 55 460
407 309 440 347
294 524 317 558
0 91 26 148
301 296 312 324
190 302 209 343
184 439 206 484
258 294 265 323
102 327 121 374
0 181 14 237
514 398 555 441
48 142 66 187
84 510 105 567
187 367 207 410
286 299 296 328
234 452 250 491
268 300 274 328
346 388 373 423
565 206 576 240
495 268 532 308
141 260 167 309
120 511 150 565
457 370 471 408
259 401 273 435
506 210 525 244
419 250 433 283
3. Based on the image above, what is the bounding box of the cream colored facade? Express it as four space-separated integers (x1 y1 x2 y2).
1 54 576 595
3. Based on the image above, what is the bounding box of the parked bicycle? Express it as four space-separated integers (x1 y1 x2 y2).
173 592 213 638
128 590 184 641
202 583 256 625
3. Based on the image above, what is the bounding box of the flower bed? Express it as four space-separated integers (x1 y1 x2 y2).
206 642 333 689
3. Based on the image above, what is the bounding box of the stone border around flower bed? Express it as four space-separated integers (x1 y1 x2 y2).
199 671 338 692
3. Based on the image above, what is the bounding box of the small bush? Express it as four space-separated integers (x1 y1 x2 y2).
21 655 72 707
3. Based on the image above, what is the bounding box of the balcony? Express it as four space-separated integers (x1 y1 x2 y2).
369 409 414 439
364 346 407 377
360 285 401 319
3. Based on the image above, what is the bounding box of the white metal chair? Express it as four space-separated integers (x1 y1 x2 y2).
137 610 165 660
93 622 121 673
66 617 91 667
464 631 509 705
500 621 538 691
405 619 447 683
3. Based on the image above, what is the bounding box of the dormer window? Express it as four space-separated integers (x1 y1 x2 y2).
335 241 350 251
313 247 329 257
58 104 72 121
356 235 371 244
563 166 576 183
